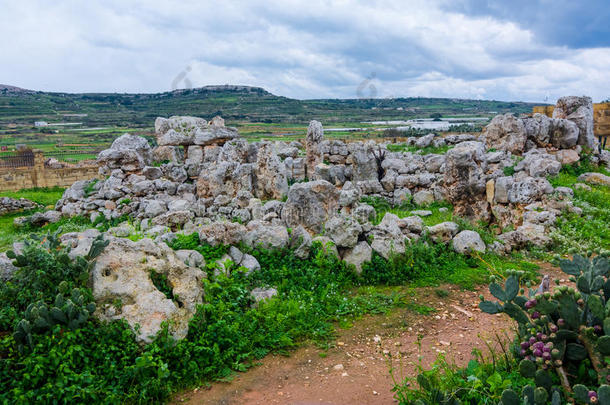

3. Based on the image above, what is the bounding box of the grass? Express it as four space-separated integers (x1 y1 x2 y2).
0 186 64 207
0 187 69 250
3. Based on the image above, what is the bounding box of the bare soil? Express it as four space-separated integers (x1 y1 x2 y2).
173 265 565 405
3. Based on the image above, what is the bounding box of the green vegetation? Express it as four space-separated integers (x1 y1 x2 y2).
549 163 610 254
0 223 537 403
0 186 64 207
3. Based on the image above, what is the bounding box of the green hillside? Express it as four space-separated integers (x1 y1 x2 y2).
0 85 537 127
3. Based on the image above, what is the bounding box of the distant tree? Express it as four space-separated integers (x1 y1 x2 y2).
430 112 442 120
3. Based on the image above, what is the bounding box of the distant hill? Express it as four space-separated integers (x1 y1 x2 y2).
0 84 34 94
0 84 539 127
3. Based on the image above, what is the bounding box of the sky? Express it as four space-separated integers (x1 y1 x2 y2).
0 0 609 102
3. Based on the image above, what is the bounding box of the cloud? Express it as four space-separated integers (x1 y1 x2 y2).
0 0 608 102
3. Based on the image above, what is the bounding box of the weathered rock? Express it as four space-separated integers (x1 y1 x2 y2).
155 116 207 145
415 133 435 148
151 210 194 227
0 252 17 281
312 236 339 258
578 172 610 186
194 126 240 146
527 156 561 178
282 180 339 235
452 230 485 254
553 96 597 149
444 141 489 222
305 120 324 177
289 225 313 259
243 222 289 249
175 249 205 267
197 162 253 199
368 213 406 259
427 221 459 243
325 214 362 248
342 241 372 273
555 149 580 165
97 133 152 173
0 197 40 215
483 114 527 154
251 287 278 304
92 236 205 343
413 190 434 206
508 177 553 204
254 143 289 200
198 222 246 246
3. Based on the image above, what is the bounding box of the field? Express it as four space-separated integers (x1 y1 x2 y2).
0 85 539 159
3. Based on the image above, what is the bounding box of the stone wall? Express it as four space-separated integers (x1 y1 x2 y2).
0 151 101 192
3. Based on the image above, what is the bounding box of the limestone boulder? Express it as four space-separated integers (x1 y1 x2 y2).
91 235 205 343
97 133 152 173
0 252 17 281
282 180 339 234
452 230 485 254
342 241 372 273
483 114 527 154
444 141 489 222
325 214 362 248
368 213 406 259
508 177 553 204
242 222 290 250
553 96 596 149
197 162 253 199
427 221 459 243
578 172 610 187
254 143 289 200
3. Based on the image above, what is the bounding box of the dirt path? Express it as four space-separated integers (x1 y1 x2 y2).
173 265 564 405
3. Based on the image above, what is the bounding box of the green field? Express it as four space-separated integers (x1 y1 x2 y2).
0 85 539 156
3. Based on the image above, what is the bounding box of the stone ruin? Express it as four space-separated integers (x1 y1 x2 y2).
10 95 609 342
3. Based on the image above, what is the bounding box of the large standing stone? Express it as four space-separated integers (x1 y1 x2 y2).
282 180 339 234
444 141 489 222
91 236 205 343
305 120 324 178
254 143 289 200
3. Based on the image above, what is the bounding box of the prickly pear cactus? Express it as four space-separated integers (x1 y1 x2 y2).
13 284 96 353
481 254 610 404
8 231 108 354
